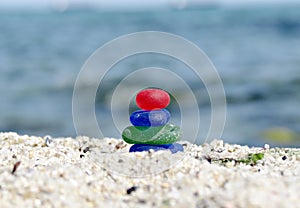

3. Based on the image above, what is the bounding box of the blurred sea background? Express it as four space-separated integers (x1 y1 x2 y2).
1 0 300 147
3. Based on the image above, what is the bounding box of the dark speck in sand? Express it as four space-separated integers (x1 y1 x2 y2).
44 135 53 147
11 161 21 174
138 199 146 204
126 186 138 195
83 147 90 153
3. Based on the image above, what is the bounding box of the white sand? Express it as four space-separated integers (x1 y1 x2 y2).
0 132 299 208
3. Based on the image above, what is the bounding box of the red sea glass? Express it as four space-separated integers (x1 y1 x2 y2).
136 88 170 110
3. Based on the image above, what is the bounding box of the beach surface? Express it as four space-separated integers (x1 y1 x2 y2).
0 132 299 208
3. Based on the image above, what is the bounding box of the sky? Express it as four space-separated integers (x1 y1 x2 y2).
0 0 298 10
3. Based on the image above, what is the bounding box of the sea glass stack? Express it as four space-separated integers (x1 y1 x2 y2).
122 88 183 153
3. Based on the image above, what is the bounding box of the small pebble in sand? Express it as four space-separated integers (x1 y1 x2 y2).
264 144 270 149
44 135 53 147
126 186 138 195
11 161 21 174
83 147 90 153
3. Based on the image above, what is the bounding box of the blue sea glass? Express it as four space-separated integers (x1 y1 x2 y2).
129 143 184 154
130 109 170 127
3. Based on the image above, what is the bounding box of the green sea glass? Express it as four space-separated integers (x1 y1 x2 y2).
122 124 182 145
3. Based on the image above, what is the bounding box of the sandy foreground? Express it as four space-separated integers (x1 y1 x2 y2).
0 132 299 208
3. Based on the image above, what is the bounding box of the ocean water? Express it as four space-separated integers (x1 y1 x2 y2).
1 5 300 146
